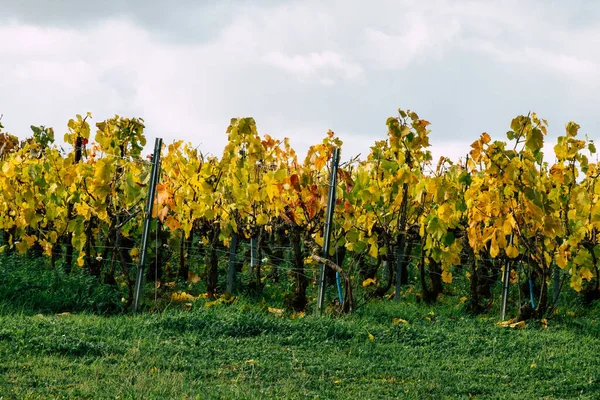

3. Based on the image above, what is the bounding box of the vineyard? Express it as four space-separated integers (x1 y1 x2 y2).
0 109 598 320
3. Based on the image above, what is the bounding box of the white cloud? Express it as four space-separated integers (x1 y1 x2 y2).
263 50 364 84
0 0 599 167
524 48 599 82
361 12 461 69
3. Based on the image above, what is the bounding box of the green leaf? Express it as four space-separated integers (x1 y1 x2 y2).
458 171 472 186
525 127 544 154
442 231 455 247
426 215 446 241
589 143 596 154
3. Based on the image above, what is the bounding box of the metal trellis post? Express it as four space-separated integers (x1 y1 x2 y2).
133 138 163 312
500 232 514 320
317 147 340 314
226 234 239 293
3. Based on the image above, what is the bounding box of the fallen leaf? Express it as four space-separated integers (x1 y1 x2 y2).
57 312 72 317
392 318 409 326
362 278 377 287
509 321 526 329
187 272 200 283
268 307 284 317
496 317 517 327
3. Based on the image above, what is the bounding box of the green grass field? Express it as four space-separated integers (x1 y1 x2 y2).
1 300 599 399
0 257 599 399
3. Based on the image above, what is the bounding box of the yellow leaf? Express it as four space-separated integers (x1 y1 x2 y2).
441 270 453 284
247 183 260 201
392 318 409 325
172 291 196 302
164 215 181 231
490 241 499 258
570 274 583 292
368 332 375 342
266 184 279 200
221 294 236 304
15 240 29 254
256 214 269 225
509 320 526 329
437 203 453 223
2 161 15 178
580 267 594 281
530 362 537 369
541 319 548 329
502 217 513 236
481 132 491 144
496 318 516 327
506 244 519 259
567 208 577 222
362 278 377 287
459 296 467 303
555 252 568 269
268 307 284 317
368 244 378 258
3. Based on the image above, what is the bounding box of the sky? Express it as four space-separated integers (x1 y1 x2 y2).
1 0 599 164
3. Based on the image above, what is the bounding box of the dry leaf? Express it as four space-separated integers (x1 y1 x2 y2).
509 321 526 329
187 272 200 283
57 312 72 317
362 278 377 287
268 307 284 317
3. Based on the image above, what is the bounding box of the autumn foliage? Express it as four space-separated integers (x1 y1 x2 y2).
0 109 598 318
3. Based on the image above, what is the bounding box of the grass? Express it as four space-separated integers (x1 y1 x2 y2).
0 298 599 399
0 255 599 399
0 254 125 315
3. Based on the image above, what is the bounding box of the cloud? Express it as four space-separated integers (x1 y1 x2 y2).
1 0 599 167
263 51 364 84
361 12 461 70
524 48 599 82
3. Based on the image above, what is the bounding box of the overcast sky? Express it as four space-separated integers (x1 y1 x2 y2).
1 0 599 163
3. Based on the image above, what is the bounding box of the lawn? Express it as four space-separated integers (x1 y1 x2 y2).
0 256 598 399
0 297 599 399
